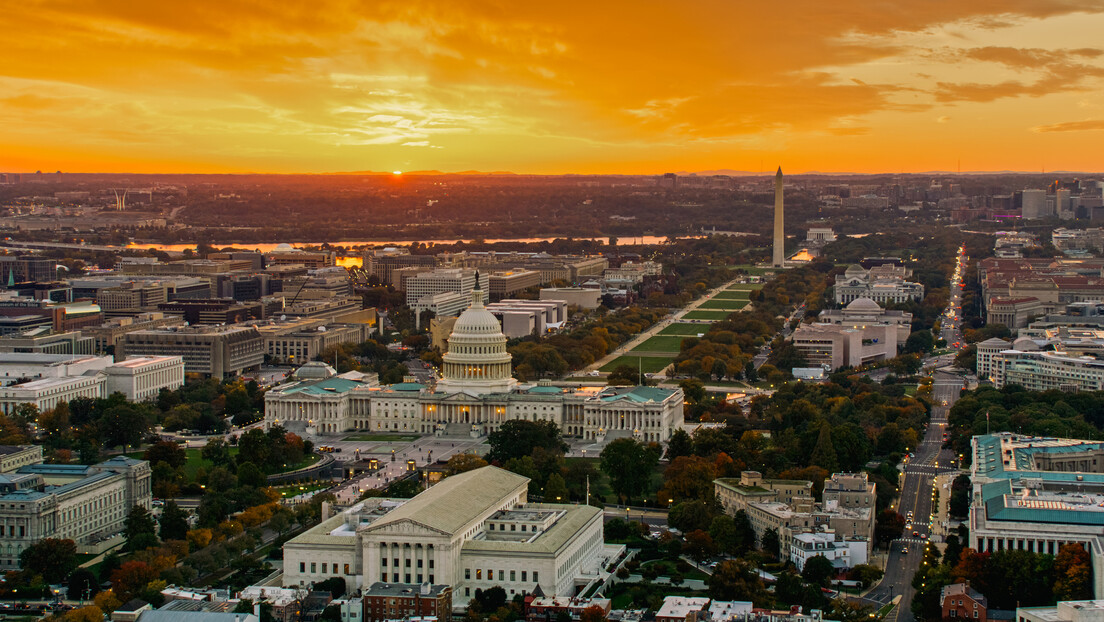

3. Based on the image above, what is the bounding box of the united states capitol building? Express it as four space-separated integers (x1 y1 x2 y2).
264 287 683 441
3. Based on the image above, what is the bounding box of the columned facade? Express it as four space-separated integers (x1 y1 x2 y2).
436 287 518 395
264 288 684 440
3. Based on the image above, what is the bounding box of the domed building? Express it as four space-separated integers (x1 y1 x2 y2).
436 288 518 395
265 283 684 441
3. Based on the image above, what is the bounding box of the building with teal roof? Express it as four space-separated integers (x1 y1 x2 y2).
265 287 683 440
969 433 1104 597
0 454 151 572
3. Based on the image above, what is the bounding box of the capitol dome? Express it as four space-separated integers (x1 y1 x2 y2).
293 361 337 380
436 284 518 395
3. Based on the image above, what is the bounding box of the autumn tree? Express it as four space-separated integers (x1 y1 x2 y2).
111 561 160 601
658 455 718 504
66 606 105 622
1054 543 1093 601
684 530 715 562
708 560 769 605
580 605 608 622
94 590 122 614
445 453 488 476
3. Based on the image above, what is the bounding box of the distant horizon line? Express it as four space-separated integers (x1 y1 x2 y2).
4 168 1103 177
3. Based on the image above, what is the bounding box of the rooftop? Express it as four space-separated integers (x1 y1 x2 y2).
363 583 450 598
362 466 528 536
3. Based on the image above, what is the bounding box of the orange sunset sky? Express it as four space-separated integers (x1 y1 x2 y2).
3 1 1104 175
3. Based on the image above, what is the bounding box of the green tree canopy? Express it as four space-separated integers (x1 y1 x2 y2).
486 420 568 463
599 438 660 503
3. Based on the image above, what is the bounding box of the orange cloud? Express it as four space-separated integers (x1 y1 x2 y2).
1034 119 1104 132
0 0 1103 173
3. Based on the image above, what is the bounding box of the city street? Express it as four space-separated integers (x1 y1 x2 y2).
863 247 968 622
863 375 960 622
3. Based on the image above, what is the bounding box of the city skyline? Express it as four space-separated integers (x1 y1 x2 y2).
3 1 1104 175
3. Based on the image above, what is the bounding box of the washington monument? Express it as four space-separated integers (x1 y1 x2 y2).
772 166 785 267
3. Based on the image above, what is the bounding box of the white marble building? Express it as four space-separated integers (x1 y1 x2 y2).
282 466 608 605
265 288 683 441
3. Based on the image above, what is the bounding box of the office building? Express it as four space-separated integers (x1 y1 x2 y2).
69 276 211 303
208 250 265 270
1019 601 1104 622
715 471 875 560
657 597 711 622
990 348 1104 391
603 262 663 284
282 466 609 606
95 282 170 312
0 353 113 385
969 433 1104 597
405 269 488 307
715 471 814 516
487 270 542 300
121 325 264 378
264 246 336 269
1053 228 1104 254
15 257 57 283
84 312 186 354
103 356 185 401
116 258 255 277
254 319 371 365
484 299 567 338
0 374 105 414
0 330 95 355
0 446 42 473
156 298 267 325
1021 189 1048 219
366 252 439 285
0 456 152 570
0 315 52 335
526 597 611 622
539 288 601 310
975 338 1012 381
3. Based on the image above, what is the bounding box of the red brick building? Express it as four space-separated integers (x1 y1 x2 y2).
941 582 988 621
362 583 451 622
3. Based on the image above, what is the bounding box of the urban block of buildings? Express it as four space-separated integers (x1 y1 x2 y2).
713 471 875 566
978 258 1104 329
0 353 184 413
